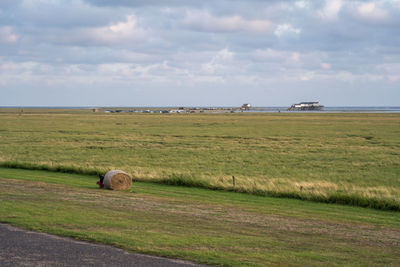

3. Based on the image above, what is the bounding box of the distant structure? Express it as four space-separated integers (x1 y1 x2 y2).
288 102 324 111
92 108 99 112
240 103 251 110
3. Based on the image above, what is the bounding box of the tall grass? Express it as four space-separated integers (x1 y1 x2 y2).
1 160 399 211
0 161 106 176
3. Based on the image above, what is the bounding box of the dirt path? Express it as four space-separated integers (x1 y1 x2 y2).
0 223 207 267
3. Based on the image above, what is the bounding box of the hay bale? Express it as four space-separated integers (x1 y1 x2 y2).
103 170 132 190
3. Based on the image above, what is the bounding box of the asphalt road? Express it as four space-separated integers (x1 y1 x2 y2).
0 223 208 267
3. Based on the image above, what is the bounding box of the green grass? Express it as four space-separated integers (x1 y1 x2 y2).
1 167 400 266
0 110 399 210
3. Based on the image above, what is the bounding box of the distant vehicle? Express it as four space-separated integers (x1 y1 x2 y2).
169 109 187 113
288 102 324 111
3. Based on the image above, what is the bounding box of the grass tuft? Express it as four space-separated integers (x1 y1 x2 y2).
157 173 211 188
0 161 106 177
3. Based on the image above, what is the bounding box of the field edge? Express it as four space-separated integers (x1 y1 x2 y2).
1 161 399 212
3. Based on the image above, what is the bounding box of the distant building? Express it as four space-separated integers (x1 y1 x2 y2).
240 103 251 110
92 108 99 112
288 102 324 111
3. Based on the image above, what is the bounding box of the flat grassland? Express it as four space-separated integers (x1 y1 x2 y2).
0 109 399 209
1 168 400 266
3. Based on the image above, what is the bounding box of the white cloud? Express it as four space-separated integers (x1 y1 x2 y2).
376 63 400 81
250 49 309 74
0 26 18 44
319 0 343 20
295 1 308 9
202 48 234 74
354 2 389 22
88 15 148 44
320 63 331 69
96 60 181 80
0 61 39 74
182 10 271 33
253 48 280 60
291 52 301 62
212 48 234 62
274 24 301 37
98 63 134 76
387 75 399 81
300 71 315 81
23 14 150 47
252 49 304 64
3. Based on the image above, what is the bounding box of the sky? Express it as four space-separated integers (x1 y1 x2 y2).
1 0 400 107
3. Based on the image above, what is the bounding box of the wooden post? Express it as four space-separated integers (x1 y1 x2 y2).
232 176 235 186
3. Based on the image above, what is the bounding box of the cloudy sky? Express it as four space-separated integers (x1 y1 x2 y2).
1 0 399 106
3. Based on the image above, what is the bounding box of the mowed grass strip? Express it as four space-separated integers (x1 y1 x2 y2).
1 168 400 266
0 111 399 209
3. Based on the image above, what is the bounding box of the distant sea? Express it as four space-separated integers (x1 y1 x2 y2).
249 106 400 113
1 106 400 113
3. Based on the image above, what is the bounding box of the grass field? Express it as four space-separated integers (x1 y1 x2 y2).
1 167 400 266
0 109 399 209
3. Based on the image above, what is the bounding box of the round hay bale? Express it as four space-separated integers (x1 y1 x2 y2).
103 170 132 190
